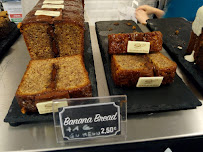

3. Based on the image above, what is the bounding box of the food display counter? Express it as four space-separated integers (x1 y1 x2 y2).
0 23 203 151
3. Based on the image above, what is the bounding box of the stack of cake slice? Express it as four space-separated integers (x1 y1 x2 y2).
109 32 177 87
16 0 92 114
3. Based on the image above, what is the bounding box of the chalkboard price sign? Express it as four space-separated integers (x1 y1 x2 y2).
59 102 121 140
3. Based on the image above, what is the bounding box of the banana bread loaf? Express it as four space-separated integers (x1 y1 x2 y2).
18 0 84 60
16 55 92 113
108 31 163 54
147 52 177 84
111 54 154 87
111 53 177 87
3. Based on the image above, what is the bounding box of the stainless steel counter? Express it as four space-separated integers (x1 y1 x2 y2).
0 24 203 151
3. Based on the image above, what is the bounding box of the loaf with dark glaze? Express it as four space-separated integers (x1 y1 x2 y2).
16 55 92 113
108 31 163 54
18 0 84 59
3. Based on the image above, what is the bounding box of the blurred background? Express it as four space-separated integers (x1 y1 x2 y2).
0 0 168 24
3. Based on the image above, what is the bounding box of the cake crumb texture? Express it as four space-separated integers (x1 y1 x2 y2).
111 53 177 87
16 55 92 113
20 0 84 60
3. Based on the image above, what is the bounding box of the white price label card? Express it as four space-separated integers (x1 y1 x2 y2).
136 77 163 87
35 10 61 17
36 101 68 114
42 5 64 9
127 41 150 53
43 1 64 4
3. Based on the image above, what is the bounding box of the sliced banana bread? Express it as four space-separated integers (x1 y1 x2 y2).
147 52 177 84
111 54 154 87
16 55 92 113
111 53 177 87
18 0 84 59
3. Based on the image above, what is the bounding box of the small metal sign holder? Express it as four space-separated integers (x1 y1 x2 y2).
52 95 127 143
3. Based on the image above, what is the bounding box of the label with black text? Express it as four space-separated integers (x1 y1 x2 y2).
59 102 121 140
127 41 150 53
136 77 163 87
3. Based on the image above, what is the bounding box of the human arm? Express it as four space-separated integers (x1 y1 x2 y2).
137 5 165 18
135 9 149 24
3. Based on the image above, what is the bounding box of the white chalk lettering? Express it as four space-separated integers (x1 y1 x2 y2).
94 112 118 122
64 117 93 126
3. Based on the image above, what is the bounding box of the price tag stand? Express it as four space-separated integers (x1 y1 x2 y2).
52 95 127 143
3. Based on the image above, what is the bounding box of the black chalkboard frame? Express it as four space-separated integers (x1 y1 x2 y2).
52 95 127 143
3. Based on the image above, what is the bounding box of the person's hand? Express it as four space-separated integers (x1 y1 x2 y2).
136 5 156 15
135 9 149 24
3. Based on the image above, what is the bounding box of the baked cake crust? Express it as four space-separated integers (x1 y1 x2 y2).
111 53 177 87
108 31 163 54
19 0 84 60
111 54 154 87
147 52 177 84
16 55 92 113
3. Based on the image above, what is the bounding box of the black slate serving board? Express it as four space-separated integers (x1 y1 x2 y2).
147 18 203 93
95 20 201 114
4 22 98 126
0 22 21 59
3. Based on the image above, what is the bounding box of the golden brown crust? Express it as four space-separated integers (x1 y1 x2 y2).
111 53 177 87
108 31 163 54
147 52 177 84
111 55 154 87
16 55 92 113
20 0 84 60
16 90 70 113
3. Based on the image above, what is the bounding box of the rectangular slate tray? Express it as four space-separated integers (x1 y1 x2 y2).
4 22 98 126
95 20 201 114
147 18 203 93
0 22 21 60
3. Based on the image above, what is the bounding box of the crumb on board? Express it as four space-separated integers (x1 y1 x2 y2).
175 30 179 35
114 22 119 26
108 28 113 31
126 22 132 26
132 26 136 30
21 107 26 114
177 46 183 50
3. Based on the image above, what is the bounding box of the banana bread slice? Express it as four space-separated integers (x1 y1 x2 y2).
108 31 163 54
18 0 84 59
16 55 92 113
147 52 177 84
111 54 154 87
